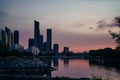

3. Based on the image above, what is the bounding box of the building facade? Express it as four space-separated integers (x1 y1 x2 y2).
53 43 59 54
39 34 43 51
14 30 19 44
5 27 13 47
46 29 52 51
34 20 40 48
63 47 69 54
28 38 34 48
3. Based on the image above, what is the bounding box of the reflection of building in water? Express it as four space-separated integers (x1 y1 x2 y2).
53 58 58 67
63 58 69 66
89 59 120 70
40 58 52 67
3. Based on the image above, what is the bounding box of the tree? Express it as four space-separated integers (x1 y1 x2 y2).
109 17 120 50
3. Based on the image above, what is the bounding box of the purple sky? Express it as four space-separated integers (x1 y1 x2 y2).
0 0 120 52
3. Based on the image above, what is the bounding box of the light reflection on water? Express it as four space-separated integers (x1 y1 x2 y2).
52 59 90 78
0 58 120 80
52 59 120 80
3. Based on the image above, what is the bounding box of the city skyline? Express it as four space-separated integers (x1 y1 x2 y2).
0 0 120 52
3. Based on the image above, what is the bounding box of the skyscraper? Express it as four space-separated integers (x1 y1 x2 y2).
14 30 19 44
34 20 40 48
53 43 59 54
63 47 69 54
43 42 47 51
39 34 43 51
5 27 13 47
1 30 6 48
46 29 52 51
28 38 34 48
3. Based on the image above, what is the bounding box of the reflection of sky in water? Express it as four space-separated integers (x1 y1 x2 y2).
52 59 90 78
52 59 120 80
0 58 120 79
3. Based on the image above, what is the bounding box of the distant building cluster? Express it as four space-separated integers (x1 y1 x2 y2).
0 27 23 51
0 20 71 56
28 20 60 55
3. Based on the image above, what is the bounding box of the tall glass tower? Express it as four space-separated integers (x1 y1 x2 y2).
34 20 40 48
39 34 43 51
53 43 59 54
28 38 34 48
5 27 13 47
14 30 19 44
46 29 52 51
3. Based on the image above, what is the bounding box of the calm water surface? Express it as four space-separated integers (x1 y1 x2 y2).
0 58 120 80
51 59 120 80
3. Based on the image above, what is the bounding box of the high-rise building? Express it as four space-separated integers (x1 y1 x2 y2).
28 38 34 48
53 43 59 54
63 47 69 54
14 30 19 44
46 29 52 51
34 20 40 48
43 42 47 51
39 34 43 51
1 30 6 48
5 27 13 47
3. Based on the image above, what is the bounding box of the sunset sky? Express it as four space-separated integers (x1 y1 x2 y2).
0 0 120 52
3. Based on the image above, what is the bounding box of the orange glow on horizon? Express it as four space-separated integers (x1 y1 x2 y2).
68 44 116 53
71 45 116 53
21 41 116 53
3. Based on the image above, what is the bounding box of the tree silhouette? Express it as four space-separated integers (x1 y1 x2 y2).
115 17 120 27
109 17 120 50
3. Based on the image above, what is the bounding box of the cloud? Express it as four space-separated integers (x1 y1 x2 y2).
0 11 10 24
89 27 94 30
53 31 112 46
71 22 85 28
0 11 11 29
53 31 115 52
96 17 120 30
0 11 10 17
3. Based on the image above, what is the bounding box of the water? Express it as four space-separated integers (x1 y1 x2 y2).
1 58 120 80
51 59 120 80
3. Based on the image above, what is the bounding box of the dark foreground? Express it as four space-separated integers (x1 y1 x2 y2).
0 77 90 80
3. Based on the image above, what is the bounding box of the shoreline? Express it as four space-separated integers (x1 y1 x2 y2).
0 76 90 80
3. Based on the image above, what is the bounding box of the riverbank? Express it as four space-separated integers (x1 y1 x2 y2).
0 57 55 70
0 76 90 80
0 76 111 80
0 57 115 80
